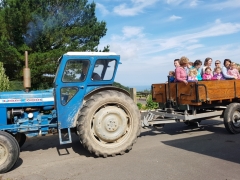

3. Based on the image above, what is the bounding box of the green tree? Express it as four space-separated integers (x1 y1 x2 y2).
0 0 108 89
113 82 130 92
0 61 10 91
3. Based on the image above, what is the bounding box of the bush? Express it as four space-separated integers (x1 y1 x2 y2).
146 95 158 110
0 62 10 91
137 103 143 110
9 81 23 91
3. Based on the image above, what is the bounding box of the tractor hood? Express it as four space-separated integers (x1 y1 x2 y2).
0 89 54 105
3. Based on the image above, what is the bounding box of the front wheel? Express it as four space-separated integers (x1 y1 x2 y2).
77 90 141 157
0 131 20 173
224 103 240 134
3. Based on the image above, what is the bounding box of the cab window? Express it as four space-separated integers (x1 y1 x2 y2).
92 59 116 81
62 60 89 82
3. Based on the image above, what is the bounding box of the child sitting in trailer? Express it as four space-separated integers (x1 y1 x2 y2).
202 67 213 80
193 60 202 81
186 61 193 74
212 67 225 80
168 71 175 82
187 68 198 82
227 62 240 79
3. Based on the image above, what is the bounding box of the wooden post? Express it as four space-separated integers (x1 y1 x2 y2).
130 88 137 103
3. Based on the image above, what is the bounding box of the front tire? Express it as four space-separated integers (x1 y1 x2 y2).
0 131 20 173
77 90 141 157
224 103 240 134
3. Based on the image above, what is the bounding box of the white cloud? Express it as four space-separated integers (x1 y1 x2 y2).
186 44 204 50
96 3 109 16
203 45 240 61
122 26 144 38
187 39 199 43
215 19 221 24
113 0 159 16
165 0 201 7
166 0 185 5
208 0 240 10
110 26 144 41
147 20 240 54
168 15 182 21
101 20 240 61
190 0 200 7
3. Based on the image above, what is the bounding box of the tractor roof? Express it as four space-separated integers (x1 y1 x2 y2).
65 52 118 56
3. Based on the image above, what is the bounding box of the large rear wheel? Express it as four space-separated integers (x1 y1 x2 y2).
224 103 240 134
0 131 20 173
77 90 141 157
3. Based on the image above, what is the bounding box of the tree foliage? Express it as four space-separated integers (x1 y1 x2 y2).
0 0 108 89
0 61 10 91
113 82 130 92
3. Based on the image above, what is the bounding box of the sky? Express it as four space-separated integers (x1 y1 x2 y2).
95 0 240 89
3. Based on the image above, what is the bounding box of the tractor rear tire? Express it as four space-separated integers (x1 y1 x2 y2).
0 131 20 173
77 90 141 157
224 103 240 134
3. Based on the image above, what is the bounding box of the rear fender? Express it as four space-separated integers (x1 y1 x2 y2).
84 86 130 101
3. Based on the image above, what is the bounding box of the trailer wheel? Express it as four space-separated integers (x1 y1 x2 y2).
0 131 20 173
77 90 141 157
224 103 240 134
14 133 26 148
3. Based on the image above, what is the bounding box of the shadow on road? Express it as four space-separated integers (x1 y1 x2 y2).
20 133 92 157
162 132 240 164
140 119 226 137
9 158 23 172
141 119 240 164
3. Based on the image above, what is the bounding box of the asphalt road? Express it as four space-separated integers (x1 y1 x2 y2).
2 118 240 180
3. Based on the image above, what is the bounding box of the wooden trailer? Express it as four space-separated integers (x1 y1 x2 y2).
142 80 240 134
152 80 240 108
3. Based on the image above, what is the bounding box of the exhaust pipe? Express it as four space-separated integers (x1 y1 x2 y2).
23 51 31 92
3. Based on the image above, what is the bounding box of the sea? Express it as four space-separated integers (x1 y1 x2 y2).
129 85 151 92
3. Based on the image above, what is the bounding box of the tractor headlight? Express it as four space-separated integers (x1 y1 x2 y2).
28 113 33 119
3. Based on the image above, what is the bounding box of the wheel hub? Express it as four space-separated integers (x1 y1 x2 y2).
93 106 128 142
233 111 240 127
105 118 119 132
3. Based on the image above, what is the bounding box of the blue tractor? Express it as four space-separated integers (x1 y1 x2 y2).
0 52 141 173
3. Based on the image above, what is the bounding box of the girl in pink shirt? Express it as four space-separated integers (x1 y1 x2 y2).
175 56 189 85
202 67 213 80
227 62 240 79
188 68 198 82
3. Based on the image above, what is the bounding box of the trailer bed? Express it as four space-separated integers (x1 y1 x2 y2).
152 80 240 109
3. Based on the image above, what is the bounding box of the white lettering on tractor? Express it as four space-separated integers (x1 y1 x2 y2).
26 98 42 102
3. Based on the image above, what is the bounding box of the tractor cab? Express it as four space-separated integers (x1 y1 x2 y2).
53 52 121 143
